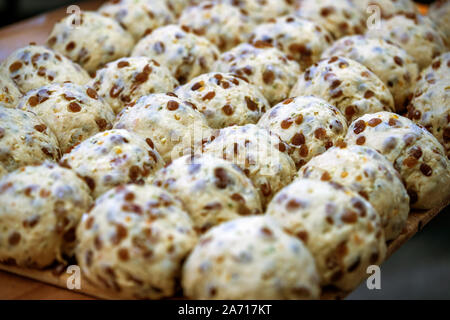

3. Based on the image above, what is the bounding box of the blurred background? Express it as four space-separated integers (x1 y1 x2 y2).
0 0 448 300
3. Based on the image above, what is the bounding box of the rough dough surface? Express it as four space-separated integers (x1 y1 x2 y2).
299 145 409 241
175 72 269 129
76 184 197 299
429 0 450 46
17 82 115 153
267 178 386 291
0 106 60 173
0 74 21 108
114 93 213 162
61 129 164 198
152 154 263 232
222 0 296 23
345 112 450 209
182 216 321 299
291 56 394 123
0 162 92 268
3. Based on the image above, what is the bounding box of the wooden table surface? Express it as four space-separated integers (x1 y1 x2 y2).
0 1 431 300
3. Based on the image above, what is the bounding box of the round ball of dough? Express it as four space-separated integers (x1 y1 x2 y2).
321 35 419 112
1 45 89 94
179 1 253 52
356 0 417 19
76 184 197 299
214 43 301 105
99 0 174 41
61 129 164 198
17 82 115 153
222 0 296 23
267 179 386 291
132 25 220 84
203 124 296 205
345 112 450 209
291 56 394 123
152 154 263 232
175 72 269 129
296 0 366 40
0 162 93 268
0 73 21 108
89 57 178 114
366 14 446 70
47 12 134 73
258 96 348 168
249 16 333 70
182 216 321 299
114 93 213 162
429 0 450 45
406 62 450 158
299 145 409 240
0 106 60 172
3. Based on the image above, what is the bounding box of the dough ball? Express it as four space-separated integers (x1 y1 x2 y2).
1 45 89 94
321 35 419 112
203 124 296 205
76 184 197 299
99 0 175 41
258 95 348 168
0 162 92 268
291 56 394 123
267 178 386 291
299 145 409 240
182 216 320 299
345 112 450 209
17 82 115 153
0 106 60 172
152 154 263 232
114 93 213 162
132 25 220 84
249 16 333 70
214 43 301 105
47 12 134 73
89 57 178 114
175 72 269 129
61 129 164 198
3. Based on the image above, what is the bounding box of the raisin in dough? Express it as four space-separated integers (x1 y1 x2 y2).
1 45 89 94
203 124 296 205
406 56 450 158
17 82 115 153
267 179 386 291
89 57 178 114
99 0 174 41
321 35 419 112
299 145 409 240
175 73 269 129
0 73 21 108
223 0 296 23
296 0 366 40
356 0 417 19
47 12 134 73
152 154 262 232
76 184 196 299
249 16 333 70
132 25 220 84
61 129 164 198
114 93 213 162
429 0 450 45
0 162 92 268
182 216 320 300
258 96 348 168
214 43 301 105
0 106 60 173
366 14 446 70
291 56 394 123
179 2 253 52
345 112 450 209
